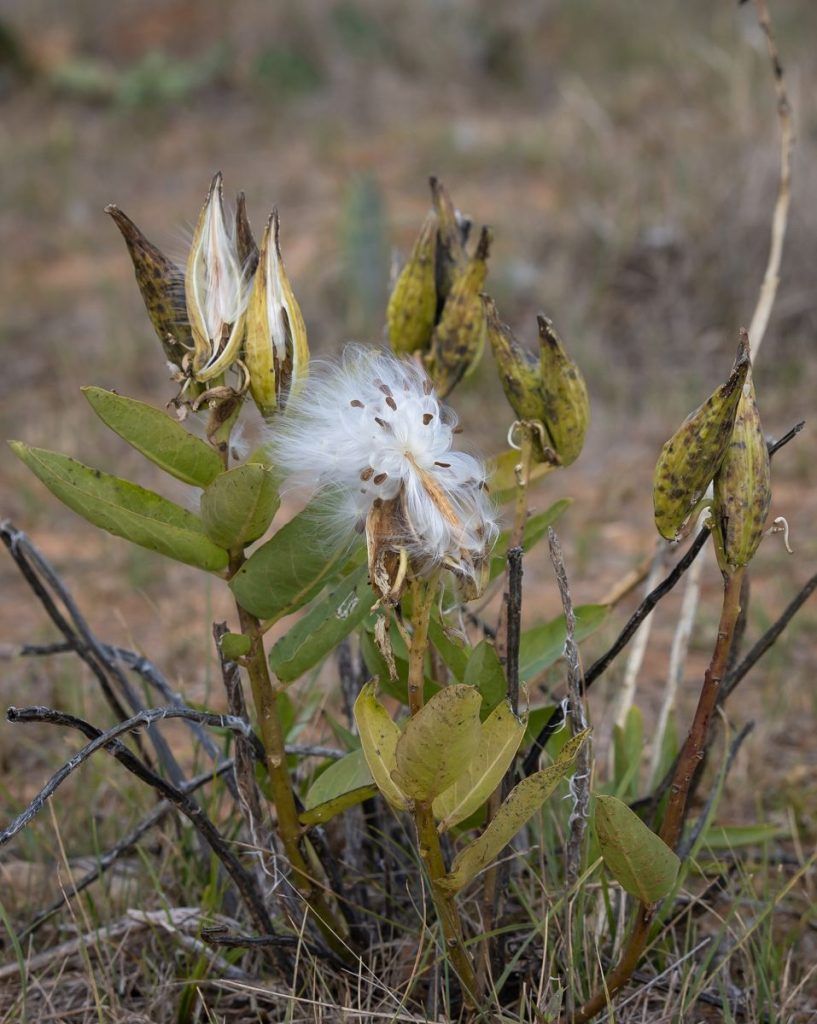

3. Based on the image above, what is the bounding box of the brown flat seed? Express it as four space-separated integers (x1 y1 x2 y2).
422 413 433 425
435 461 451 468
385 396 397 411
350 399 364 408
374 416 391 431
360 467 374 481
373 472 388 485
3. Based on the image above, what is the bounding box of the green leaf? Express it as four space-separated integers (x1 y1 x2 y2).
433 700 527 832
519 604 608 681
200 463 280 549
229 502 352 620
322 712 360 752
82 386 223 488
300 785 378 826
701 823 787 850
219 632 251 660
269 569 373 683
360 626 439 704
524 704 558 744
442 729 589 891
463 639 506 715
304 748 373 810
10 443 228 572
594 794 680 903
489 449 558 503
392 685 482 801
613 705 644 799
354 682 408 810
428 618 469 682
490 499 572 579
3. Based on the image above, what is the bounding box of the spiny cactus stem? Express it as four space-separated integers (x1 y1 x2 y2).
406 577 477 1005
569 567 745 1024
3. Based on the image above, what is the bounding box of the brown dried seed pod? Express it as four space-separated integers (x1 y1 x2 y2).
235 191 259 277
713 364 771 570
429 176 467 306
105 204 191 366
537 315 590 467
427 226 492 399
386 211 438 356
653 341 750 541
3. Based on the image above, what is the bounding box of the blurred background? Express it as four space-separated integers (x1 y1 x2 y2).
1 0 816 886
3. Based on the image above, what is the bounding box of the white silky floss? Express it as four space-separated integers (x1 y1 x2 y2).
269 346 498 585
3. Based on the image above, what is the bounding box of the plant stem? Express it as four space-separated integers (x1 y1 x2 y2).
569 567 745 1024
407 577 477 1004
477 422 533 993
231 561 352 961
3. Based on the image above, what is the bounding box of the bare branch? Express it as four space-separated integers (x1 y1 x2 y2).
748 0 795 359
1 705 282 950
19 760 236 941
547 528 590 888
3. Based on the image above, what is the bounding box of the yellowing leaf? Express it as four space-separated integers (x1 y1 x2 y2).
354 682 408 810
594 794 680 903
442 729 589 891
432 700 527 832
392 685 482 801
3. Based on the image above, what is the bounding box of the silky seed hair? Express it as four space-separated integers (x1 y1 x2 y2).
268 345 498 582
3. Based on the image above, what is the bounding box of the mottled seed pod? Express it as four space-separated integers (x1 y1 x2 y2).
430 176 467 307
105 204 191 367
537 315 590 467
427 226 492 399
244 210 309 418
386 211 438 356
712 362 771 571
483 296 549 424
653 343 750 541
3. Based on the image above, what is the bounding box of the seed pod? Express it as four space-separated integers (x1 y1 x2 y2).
185 172 248 382
235 191 259 278
484 296 548 424
537 315 590 467
386 211 438 356
653 344 750 541
105 204 191 367
712 362 771 571
427 226 492 398
430 176 466 306
244 210 309 417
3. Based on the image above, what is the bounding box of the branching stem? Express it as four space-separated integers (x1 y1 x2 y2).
569 568 745 1023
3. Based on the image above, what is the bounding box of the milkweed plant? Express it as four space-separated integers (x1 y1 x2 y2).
3 173 803 1021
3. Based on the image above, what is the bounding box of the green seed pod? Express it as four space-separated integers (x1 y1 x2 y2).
427 226 492 399
483 295 548 423
386 211 438 356
653 343 750 541
244 210 309 418
712 362 771 571
537 315 590 467
105 204 191 367
430 176 467 306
